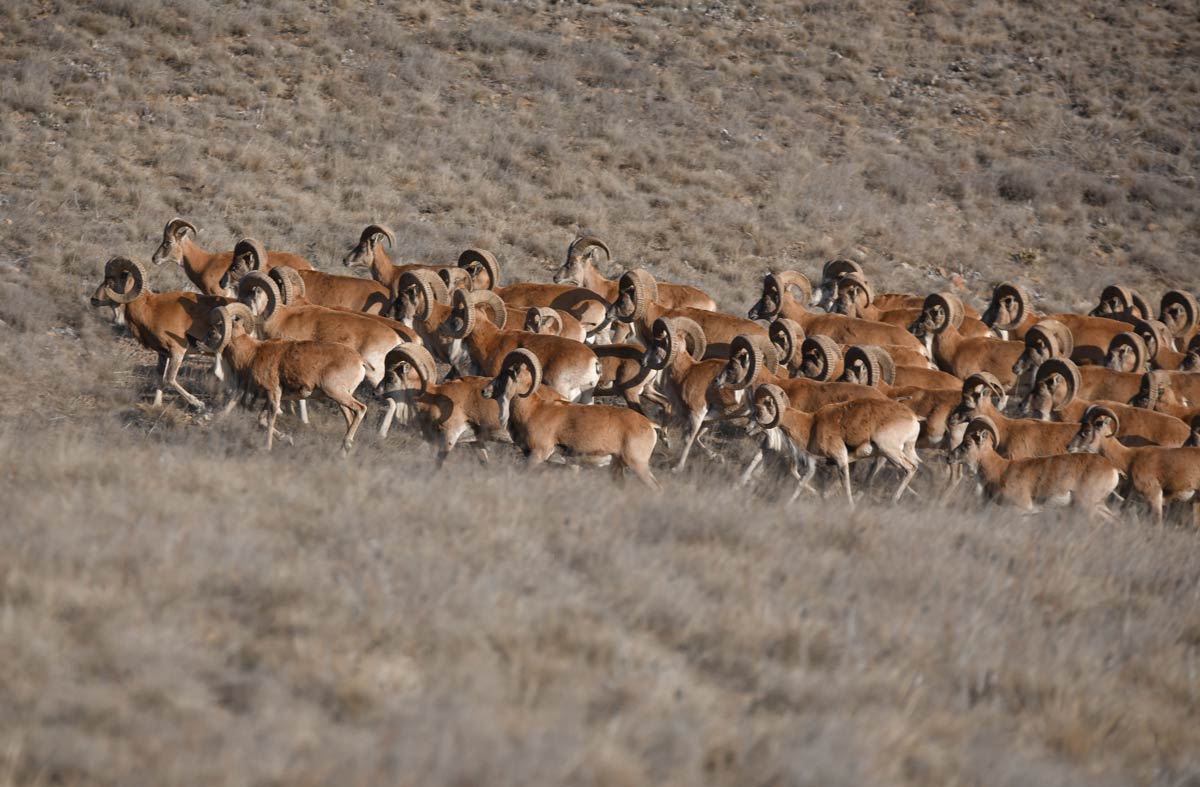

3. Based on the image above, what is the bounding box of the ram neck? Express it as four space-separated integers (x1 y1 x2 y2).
779 296 810 326
1013 311 1040 339
370 248 396 285
464 320 502 367
628 306 664 345
582 267 618 300
509 391 540 430
181 237 224 293
122 295 152 331
1100 437 1134 473
223 334 260 374
665 352 697 385
416 303 452 349
975 397 1016 432
976 447 1010 487
1052 399 1088 422
781 409 814 449
930 328 964 369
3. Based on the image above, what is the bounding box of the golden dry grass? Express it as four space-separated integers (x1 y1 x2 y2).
1 1 1199 784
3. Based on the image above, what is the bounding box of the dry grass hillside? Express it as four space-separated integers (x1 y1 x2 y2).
1 1 1199 784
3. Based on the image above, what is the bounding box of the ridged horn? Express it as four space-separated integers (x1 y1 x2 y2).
768 318 805 366
384 344 437 394
837 271 875 308
268 265 306 304
1159 290 1199 338
752 383 790 430
501 348 542 397
800 335 842 381
1136 370 1170 408
102 257 146 304
966 415 999 446
984 282 1030 331
1027 319 1074 359
647 318 680 371
727 334 765 390
1036 358 1081 406
1082 405 1120 437
457 248 501 290
449 289 477 338
567 235 611 261
524 307 562 335
671 317 708 361
233 238 268 271
923 292 965 334
359 223 395 247
846 345 894 387
164 217 197 240
821 258 863 283
1105 331 1148 373
616 268 658 322
770 271 813 306
468 290 508 329
963 371 1005 400
1131 318 1171 360
237 271 281 321
398 270 445 322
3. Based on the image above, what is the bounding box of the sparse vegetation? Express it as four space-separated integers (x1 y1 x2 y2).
1 1 1198 784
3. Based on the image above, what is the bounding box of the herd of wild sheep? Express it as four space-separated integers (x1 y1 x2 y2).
89 219 1200 523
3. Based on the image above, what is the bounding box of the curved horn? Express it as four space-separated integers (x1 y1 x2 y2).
268 265 306 304
398 270 445 322
1131 318 1171 361
1159 290 1199 338
468 290 508 329
1093 284 1134 316
1130 290 1152 321
202 306 234 354
985 282 1029 331
501 348 542 397
866 345 895 385
768 318 805 366
524 307 563 336
616 269 659 322
237 271 281 321
384 344 437 394
844 345 894 387
671 317 708 361
359 223 395 247
233 238 269 272
800 335 842 382
1082 405 1120 436
1036 358 1081 406
102 257 147 304
647 318 680 371
821 258 863 283
1137 370 1171 408
966 415 1000 446
449 289 477 338
165 217 197 240
1106 331 1149 373
771 271 813 306
838 271 875 308
567 235 611 261
438 267 474 293
457 248 501 290
923 292 964 334
752 384 790 430
964 371 1006 400
727 334 765 390
1027 320 1073 359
